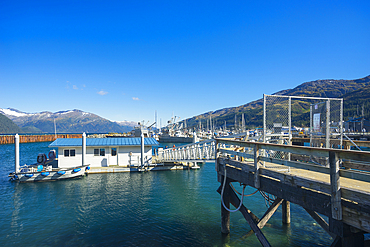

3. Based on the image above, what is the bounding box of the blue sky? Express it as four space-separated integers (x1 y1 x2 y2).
1 1 369 125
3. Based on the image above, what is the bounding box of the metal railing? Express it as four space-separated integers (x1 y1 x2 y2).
155 139 216 163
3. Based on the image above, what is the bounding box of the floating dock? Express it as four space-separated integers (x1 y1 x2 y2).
87 162 200 173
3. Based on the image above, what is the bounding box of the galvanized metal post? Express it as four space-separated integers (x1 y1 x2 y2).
340 99 343 149
82 132 86 166
289 96 291 144
263 94 266 144
15 134 19 174
310 104 313 147
288 96 292 161
326 100 330 148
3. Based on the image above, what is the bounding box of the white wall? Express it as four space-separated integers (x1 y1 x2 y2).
57 146 153 168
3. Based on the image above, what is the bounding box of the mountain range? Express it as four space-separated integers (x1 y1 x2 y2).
1 75 370 134
0 109 138 134
183 75 370 129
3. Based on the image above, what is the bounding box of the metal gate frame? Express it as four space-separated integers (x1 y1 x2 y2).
263 94 343 149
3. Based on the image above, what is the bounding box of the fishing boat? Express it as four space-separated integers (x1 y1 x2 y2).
9 142 90 182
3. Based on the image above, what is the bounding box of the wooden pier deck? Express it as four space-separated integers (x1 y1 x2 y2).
216 138 370 246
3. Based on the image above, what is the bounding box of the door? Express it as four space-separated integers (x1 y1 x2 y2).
109 147 118 166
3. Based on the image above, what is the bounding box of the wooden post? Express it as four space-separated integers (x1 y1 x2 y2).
282 200 291 224
215 140 219 172
221 174 231 234
329 151 342 220
254 144 260 189
228 184 271 247
329 218 364 247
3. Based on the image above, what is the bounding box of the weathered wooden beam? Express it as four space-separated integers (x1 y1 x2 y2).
329 218 364 247
217 163 370 233
254 144 260 189
228 184 271 247
216 185 261 224
219 151 370 183
218 158 370 207
218 163 331 215
342 160 370 172
221 176 231 234
242 198 283 240
304 208 336 239
257 198 283 228
282 200 291 224
217 138 370 163
330 151 342 220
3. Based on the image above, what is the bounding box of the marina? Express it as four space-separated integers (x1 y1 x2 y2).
0 141 335 246
3 94 370 245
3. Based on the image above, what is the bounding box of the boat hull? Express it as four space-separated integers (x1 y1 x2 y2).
9 166 88 182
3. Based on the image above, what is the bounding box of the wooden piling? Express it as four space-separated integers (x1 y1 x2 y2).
221 175 231 234
282 200 291 224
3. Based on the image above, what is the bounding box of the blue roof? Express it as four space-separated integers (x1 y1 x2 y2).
49 137 159 147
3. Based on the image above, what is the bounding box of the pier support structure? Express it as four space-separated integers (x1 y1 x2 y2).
215 138 370 246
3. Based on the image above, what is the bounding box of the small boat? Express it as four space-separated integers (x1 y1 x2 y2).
9 151 90 182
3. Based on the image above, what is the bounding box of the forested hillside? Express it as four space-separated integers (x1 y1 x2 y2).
0 113 22 134
183 75 370 129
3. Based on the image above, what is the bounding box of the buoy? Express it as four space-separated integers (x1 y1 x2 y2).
25 174 34 178
57 170 66 175
85 166 90 170
41 172 50 176
48 150 56 160
73 168 81 173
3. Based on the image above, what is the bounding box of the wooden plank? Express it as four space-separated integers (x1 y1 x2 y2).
257 198 283 228
218 164 332 216
216 185 261 224
330 151 342 220
254 144 260 189
228 185 271 247
217 138 370 163
217 164 370 232
219 158 370 207
221 148 370 183
342 160 370 172
304 208 336 239
219 148 254 159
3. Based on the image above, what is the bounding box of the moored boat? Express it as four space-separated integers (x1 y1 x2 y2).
8 134 90 182
9 151 90 182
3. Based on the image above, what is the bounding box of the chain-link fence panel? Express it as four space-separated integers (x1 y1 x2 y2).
263 94 343 165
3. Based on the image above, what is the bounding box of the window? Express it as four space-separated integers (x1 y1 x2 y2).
112 148 117 156
64 149 75 157
94 148 105 156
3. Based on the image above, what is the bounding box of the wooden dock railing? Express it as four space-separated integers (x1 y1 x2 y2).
216 138 370 247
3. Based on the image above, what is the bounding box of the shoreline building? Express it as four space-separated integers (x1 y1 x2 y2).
49 137 159 168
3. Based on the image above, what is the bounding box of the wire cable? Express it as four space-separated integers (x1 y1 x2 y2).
220 166 246 213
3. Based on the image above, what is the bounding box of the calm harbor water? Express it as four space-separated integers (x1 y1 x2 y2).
0 142 332 246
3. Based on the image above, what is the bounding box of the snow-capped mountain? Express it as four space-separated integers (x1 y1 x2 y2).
0 108 135 133
115 120 138 128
